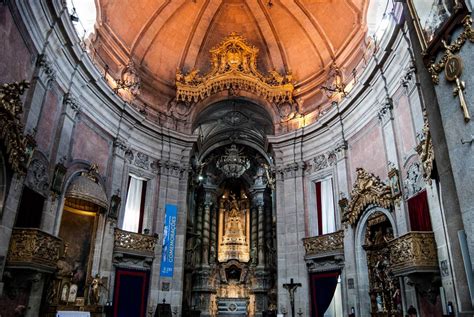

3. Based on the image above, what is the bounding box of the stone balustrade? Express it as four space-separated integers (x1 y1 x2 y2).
6 228 62 273
389 231 438 276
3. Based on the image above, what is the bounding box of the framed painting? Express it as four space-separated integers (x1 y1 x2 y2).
407 0 467 51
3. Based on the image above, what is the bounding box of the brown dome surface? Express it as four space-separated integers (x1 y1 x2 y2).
92 0 369 118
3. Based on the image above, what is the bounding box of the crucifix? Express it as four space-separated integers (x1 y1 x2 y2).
283 278 302 317
445 52 470 122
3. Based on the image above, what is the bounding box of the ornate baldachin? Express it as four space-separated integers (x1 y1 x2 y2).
416 112 434 184
176 33 294 105
6 228 63 272
114 228 157 256
389 231 438 276
342 168 393 226
0 81 35 174
428 15 474 84
303 230 344 257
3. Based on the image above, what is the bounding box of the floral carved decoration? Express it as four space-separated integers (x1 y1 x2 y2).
176 33 295 113
416 112 434 184
342 168 393 226
0 81 35 174
6 228 62 272
114 228 157 257
303 230 344 257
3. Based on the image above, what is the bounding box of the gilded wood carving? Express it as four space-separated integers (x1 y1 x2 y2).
0 81 35 174
303 230 344 257
416 112 435 184
342 168 393 226
176 33 294 105
114 228 157 256
6 228 63 272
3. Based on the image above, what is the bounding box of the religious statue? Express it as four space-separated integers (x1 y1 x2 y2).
88 274 107 305
218 191 250 262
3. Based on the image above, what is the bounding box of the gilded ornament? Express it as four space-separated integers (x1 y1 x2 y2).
114 228 157 256
6 228 63 272
176 33 294 106
428 15 474 84
389 231 438 276
416 112 434 184
303 230 344 256
342 168 393 226
0 81 35 174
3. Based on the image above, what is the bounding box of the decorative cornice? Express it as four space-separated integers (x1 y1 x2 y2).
175 33 295 106
342 168 393 226
428 15 474 84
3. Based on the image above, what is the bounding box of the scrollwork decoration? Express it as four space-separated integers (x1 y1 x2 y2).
342 168 393 226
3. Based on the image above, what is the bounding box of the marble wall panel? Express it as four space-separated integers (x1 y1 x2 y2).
0 7 33 82
36 88 60 154
71 120 111 173
348 118 387 183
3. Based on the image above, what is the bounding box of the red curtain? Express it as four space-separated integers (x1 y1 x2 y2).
408 190 432 231
316 181 322 235
310 271 340 317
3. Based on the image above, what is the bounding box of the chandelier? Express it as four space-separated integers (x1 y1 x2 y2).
216 145 250 178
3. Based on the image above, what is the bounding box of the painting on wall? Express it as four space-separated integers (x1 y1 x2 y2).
407 0 463 50
58 209 96 297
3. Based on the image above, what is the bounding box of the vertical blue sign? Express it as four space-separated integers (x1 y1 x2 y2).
160 204 178 277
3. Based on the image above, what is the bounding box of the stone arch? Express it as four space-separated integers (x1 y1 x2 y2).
354 205 398 317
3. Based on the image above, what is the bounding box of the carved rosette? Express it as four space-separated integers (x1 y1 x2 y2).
176 33 294 107
303 230 344 257
0 81 35 174
114 228 157 257
6 228 63 272
343 168 393 226
389 231 438 276
416 112 434 184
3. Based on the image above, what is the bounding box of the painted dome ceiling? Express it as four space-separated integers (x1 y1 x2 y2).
91 0 370 124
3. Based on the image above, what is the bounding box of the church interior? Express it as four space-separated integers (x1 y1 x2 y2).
0 0 474 316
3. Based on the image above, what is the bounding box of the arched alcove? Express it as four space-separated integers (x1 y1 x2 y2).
354 206 400 317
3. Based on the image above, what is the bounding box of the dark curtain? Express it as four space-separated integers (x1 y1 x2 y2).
113 269 150 317
408 190 432 231
316 181 322 235
310 271 340 317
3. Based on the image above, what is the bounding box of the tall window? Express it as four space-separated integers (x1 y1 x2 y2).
314 177 336 236
122 175 147 233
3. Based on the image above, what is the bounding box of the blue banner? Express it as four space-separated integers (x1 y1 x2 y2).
160 204 178 277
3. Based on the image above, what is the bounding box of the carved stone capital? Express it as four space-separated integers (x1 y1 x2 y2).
63 93 81 117
36 54 56 84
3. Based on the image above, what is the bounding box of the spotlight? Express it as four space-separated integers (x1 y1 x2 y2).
70 8 79 22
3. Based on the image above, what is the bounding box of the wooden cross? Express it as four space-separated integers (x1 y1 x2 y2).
283 278 302 317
